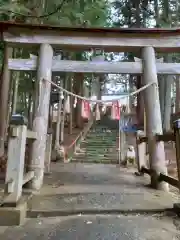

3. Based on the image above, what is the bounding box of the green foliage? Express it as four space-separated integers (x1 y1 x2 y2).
0 0 111 113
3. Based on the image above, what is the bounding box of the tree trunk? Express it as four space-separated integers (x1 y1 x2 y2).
0 45 12 158
27 93 33 129
163 75 172 131
12 72 20 114
158 76 165 122
97 75 102 100
6 72 14 142
136 76 144 126
128 75 134 113
55 81 63 149
60 77 68 142
163 56 172 132
68 77 73 134
73 72 83 129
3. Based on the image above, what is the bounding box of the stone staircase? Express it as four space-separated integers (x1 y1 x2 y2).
72 117 119 164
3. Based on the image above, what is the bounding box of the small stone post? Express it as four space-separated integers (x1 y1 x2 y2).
44 131 53 174
28 44 53 190
141 47 168 191
4 115 27 206
120 130 126 162
135 130 146 174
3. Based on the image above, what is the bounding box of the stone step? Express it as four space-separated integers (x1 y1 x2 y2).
87 131 117 134
81 143 116 147
84 143 116 146
72 124 118 163
85 148 116 152
84 145 116 149
76 150 118 155
77 148 117 153
85 137 117 140
85 141 116 144
85 147 115 150
90 130 117 132
82 142 116 145
87 152 112 155
87 130 117 133
85 151 117 155
73 156 112 160
85 136 117 139
89 133 117 135
90 126 115 129
86 138 116 141
80 144 115 148
84 149 116 152
72 155 117 162
73 154 118 160
87 135 117 138
84 139 117 143
87 139 115 141
71 159 118 164
89 130 116 132
81 155 118 159
86 134 117 136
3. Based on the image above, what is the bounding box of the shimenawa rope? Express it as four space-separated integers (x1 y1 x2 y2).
44 78 157 103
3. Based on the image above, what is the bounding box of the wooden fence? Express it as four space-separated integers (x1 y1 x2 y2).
136 113 180 190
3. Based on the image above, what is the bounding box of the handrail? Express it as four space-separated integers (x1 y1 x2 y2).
63 115 94 162
67 130 83 150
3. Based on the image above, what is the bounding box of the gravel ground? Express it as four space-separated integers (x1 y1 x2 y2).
1 214 180 240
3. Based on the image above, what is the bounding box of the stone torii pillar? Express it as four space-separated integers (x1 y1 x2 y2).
141 47 169 191
28 44 53 190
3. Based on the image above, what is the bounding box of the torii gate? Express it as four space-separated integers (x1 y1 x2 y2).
1 22 180 192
